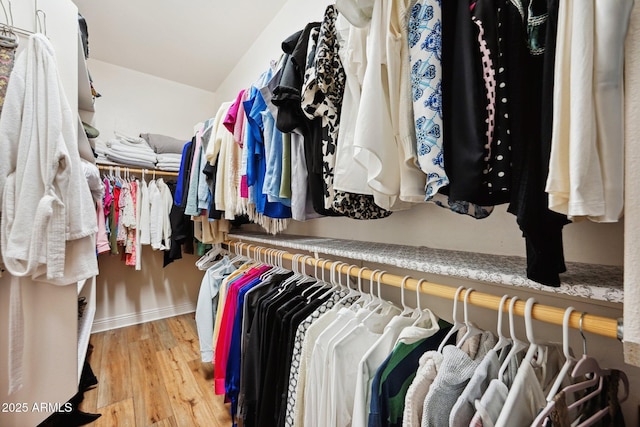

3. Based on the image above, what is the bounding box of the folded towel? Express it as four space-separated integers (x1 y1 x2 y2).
156 153 183 163
105 153 157 169
140 133 187 154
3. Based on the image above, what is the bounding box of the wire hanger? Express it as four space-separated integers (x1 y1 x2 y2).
35 7 46 36
0 0 17 48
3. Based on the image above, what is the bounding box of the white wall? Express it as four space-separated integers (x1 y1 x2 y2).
216 0 333 103
83 59 217 141
81 60 217 330
214 0 636 423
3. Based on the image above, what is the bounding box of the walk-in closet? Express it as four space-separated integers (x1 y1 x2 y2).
0 0 638 426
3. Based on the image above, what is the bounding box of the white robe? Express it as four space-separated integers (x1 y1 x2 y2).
0 34 98 284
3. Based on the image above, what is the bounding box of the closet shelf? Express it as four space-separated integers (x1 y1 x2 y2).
97 163 180 177
227 232 624 304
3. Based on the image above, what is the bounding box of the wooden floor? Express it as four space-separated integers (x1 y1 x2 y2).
79 314 232 427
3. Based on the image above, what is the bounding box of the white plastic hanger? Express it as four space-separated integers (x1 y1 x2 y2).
363 269 383 311
437 286 466 353
398 276 414 317
195 243 222 270
411 279 433 326
497 296 528 382
456 288 485 349
531 306 578 427
522 298 546 368
335 264 360 306
492 294 513 354
546 306 577 400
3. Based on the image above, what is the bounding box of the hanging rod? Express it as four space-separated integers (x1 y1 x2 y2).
97 164 179 177
223 239 623 341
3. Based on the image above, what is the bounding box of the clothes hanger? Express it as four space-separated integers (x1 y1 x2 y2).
351 266 371 309
563 313 606 413
521 298 547 369
456 288 485 349
411 278 433 326
397 276 414 317
545 306 577 400
437 286 466 353
195 243 222 270
531 306 578 427
335 264 360 306
492 294 512 355
0 0 18 49
303 259 332 300
575 370 629 427
313 261 345 302
362 269 383 311
373 270 396 315
497 296 528 382
360 271 399 323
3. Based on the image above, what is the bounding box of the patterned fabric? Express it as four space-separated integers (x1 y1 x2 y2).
333 191 393 220
302 4 392 220
409 0 447 199
474 0 512 203
301 5 345 211
283 293 340 427
0 43 16 116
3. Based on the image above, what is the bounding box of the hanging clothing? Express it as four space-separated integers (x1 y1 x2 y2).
0 33 98 284
367 321 452 427
409 0 447 198
546 0 632 222
353 0 426 211
495 345 566 427
195 257 237 362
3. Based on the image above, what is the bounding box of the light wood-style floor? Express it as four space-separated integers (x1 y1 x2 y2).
79 314 232 427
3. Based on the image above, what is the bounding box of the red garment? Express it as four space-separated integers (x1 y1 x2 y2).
213 264 271 395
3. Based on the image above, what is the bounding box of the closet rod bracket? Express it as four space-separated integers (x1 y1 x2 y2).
618 317 624 341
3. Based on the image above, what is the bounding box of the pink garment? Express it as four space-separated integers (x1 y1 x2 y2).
213 264 271 395
240 175 249 199
223 89 246 134
96 200 111 254
103 178 112 218
125 181 138 267
233 89 250 147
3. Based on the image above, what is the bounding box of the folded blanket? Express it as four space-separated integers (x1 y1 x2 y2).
140 133 186 154
107 138 156 156
106 152 157 169
115 132 148 145
156 164 180 172
156 154 182 165
108 147 158 163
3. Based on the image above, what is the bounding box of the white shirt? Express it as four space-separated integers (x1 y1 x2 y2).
352 310 440 427
546 0 632 222
329 307 399 427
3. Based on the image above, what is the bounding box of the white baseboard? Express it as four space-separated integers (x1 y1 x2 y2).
91 302 196 333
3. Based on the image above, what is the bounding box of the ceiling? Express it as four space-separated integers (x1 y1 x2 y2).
72 0 289 93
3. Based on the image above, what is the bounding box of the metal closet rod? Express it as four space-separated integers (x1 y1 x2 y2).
97 164 179 177
223 239 623 341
